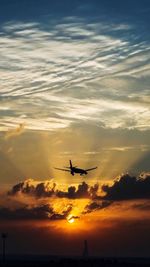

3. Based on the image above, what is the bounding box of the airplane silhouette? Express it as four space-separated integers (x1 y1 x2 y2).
54 160 97 176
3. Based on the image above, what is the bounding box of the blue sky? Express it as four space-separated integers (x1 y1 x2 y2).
0 0 150 184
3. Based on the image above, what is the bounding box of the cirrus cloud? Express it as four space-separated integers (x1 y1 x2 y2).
0 17 149 132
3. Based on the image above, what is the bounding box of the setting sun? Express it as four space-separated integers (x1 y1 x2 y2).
67 215 75 224
68 217 75 224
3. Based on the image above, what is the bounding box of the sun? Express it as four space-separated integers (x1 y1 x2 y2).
67 215 75 224
68 217 75 224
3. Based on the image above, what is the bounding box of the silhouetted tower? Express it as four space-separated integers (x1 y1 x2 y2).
83 240 89 258
1 233 7 263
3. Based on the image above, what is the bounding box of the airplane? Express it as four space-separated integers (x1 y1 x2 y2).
54 160 97 176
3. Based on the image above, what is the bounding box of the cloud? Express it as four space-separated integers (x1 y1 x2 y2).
102 173 150 200
132 202 150 211
83 200 112 214
0 204 52 220
0 204 73 221
8 179 99 199
8 179 56 198
3 179 100 220
56 181 91 199
8 173 150 204
0 17 149 132
2 174 150 221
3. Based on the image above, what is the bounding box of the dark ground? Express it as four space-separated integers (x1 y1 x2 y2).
0 256 150 267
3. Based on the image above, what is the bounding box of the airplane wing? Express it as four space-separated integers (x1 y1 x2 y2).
54 167 70 172
85 167 97 172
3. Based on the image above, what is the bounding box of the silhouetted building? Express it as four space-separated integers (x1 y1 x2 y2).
83 240 89 258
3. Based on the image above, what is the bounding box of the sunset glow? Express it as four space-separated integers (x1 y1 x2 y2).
0 0 150 260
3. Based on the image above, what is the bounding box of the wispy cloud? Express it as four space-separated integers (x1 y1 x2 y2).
0 17 149 131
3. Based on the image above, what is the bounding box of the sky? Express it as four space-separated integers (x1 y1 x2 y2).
0 0 150 257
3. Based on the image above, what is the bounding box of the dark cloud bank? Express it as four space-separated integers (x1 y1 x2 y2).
0 173 150 220
8 180 99 199
0 204 72 221
8 173 150 201
102 173 150 200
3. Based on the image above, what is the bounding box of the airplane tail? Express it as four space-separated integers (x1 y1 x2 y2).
69 160 73 169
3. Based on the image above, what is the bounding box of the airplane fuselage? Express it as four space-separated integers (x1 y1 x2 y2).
71 167 87 175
